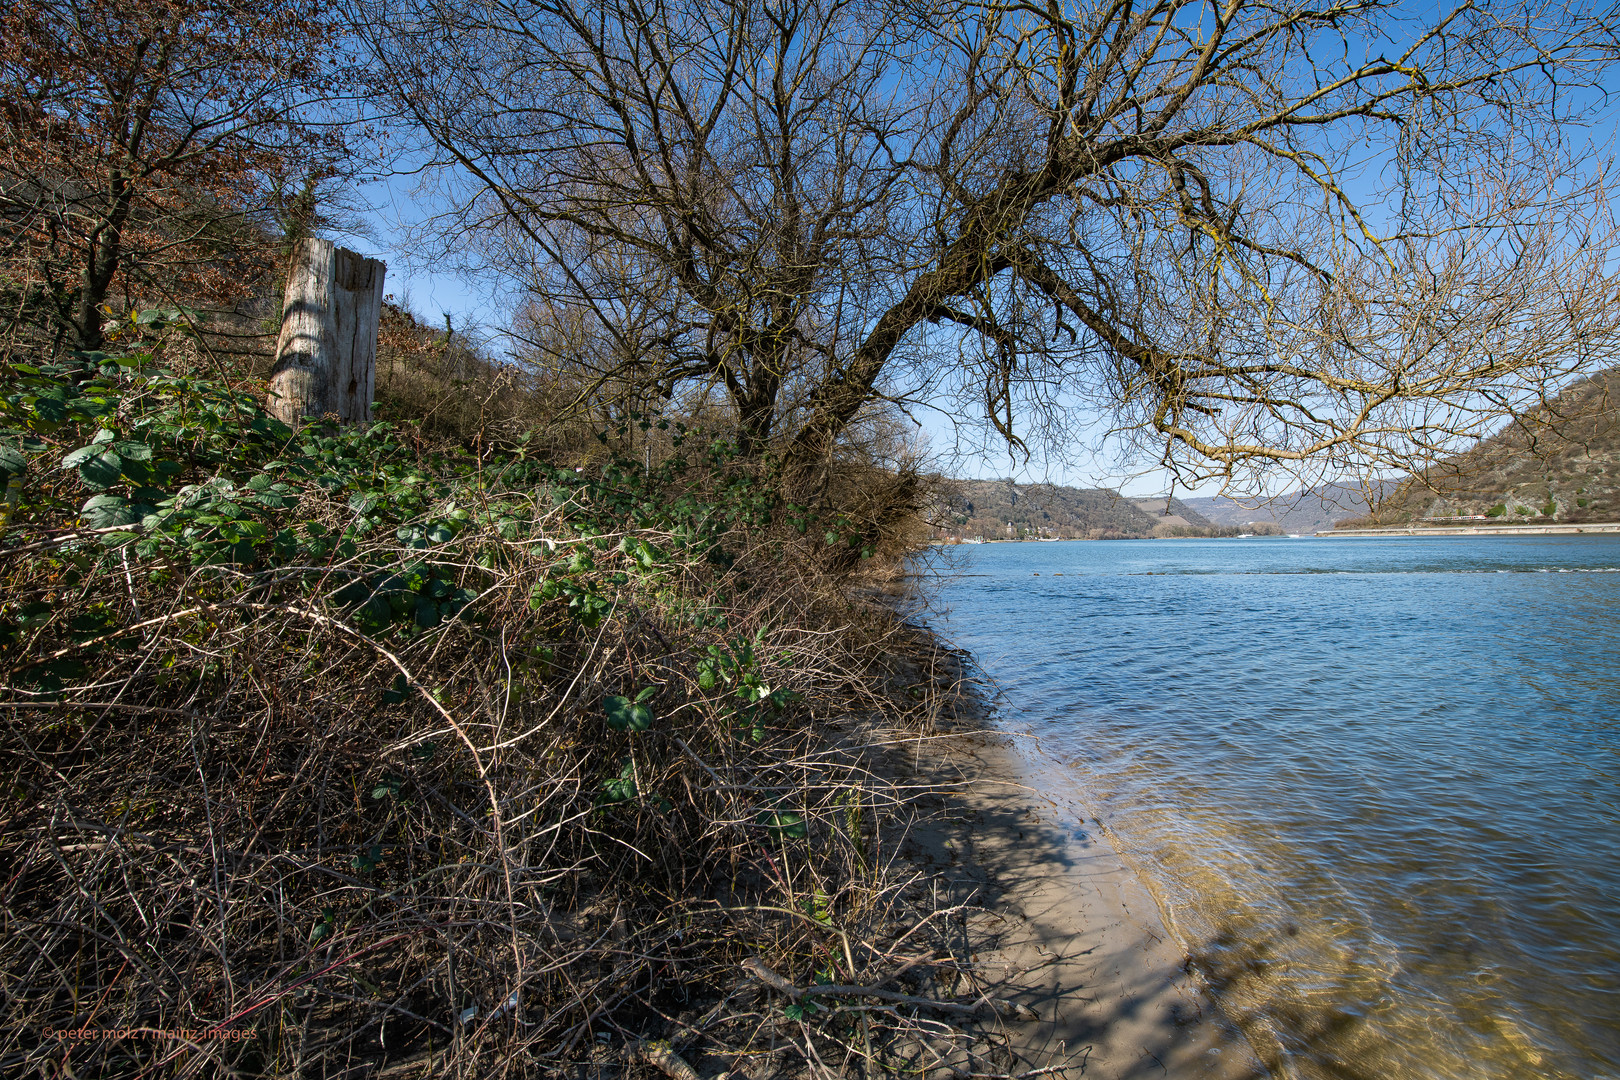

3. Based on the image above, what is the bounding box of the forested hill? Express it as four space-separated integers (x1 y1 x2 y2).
1350 369 1620 527
936 481 1222 539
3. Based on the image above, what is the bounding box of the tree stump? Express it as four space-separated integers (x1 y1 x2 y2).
268 239 386 425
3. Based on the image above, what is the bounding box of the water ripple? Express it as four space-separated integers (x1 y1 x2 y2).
929 536 1620 1080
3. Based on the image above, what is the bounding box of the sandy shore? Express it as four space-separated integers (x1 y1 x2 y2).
879 722 1266 1080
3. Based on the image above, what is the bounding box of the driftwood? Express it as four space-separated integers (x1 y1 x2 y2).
268 238 386 425
630 1039 703 1080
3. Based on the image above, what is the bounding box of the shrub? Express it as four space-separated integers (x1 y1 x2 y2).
0 336 967 1077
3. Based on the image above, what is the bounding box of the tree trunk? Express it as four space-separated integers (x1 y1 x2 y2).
268 239 386 425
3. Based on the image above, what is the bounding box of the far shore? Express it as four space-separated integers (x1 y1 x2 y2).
936 533 1292 543
1319 521 1620 537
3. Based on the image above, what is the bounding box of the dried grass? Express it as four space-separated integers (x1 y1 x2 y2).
0 457 1035 1079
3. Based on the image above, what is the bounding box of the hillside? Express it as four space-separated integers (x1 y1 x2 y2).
1350 370 1620 527
0 333 974 1077
1180 483 1382 534
1130 496 1216 531
935 481 1227 539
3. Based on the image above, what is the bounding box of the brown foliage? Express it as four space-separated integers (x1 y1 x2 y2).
0 0 347 352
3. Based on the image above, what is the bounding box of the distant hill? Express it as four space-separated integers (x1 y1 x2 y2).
1350 369 1620 527
1179 483 1382 534
933 481 1246 540
1129 496 1214 530
933 370 1620 538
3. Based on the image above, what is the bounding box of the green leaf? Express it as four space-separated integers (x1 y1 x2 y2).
371 776 402 800
758 810 807 840
31 394 69 428
603 693 653 732
17 658 90 693
77 450 123 491
381 674 409 705
599 761 637 803
16 602 52 627
81 494 138 528
68 612 114 638
0 444 24 477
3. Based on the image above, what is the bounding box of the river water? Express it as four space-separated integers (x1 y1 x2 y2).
926 536 1620 1080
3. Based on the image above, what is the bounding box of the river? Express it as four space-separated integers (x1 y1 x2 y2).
927 535 1620 1080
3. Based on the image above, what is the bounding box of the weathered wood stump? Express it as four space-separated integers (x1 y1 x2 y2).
267 239 386 425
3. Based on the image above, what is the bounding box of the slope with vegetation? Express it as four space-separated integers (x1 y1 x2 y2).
1343 370 1620 527
935 480 1254 539
1179 485 1379 534
0 321 1008 1078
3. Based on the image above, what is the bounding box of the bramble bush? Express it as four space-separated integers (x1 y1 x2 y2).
0 329 972 1078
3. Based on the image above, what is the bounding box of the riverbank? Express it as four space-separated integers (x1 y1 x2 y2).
879 715 1266 1079
831 610 1263 1078
2 351 1266 1078
0 351 1000 1077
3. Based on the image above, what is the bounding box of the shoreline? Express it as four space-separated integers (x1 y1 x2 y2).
1319 521 1620 537
879 634 1267 1079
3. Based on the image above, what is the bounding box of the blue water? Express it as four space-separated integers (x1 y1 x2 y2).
927 536 1620 1080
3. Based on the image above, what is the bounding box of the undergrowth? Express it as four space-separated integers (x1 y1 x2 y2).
0 334 1011 1079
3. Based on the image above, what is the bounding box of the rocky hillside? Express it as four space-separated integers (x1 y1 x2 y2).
1349 369 1620 526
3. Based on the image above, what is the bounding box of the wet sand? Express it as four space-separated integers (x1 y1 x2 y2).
882 725 1266 1079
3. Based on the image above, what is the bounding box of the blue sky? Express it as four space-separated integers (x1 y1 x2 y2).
329 29 1620 501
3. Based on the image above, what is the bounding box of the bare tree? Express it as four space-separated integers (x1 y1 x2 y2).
358 0 1620 487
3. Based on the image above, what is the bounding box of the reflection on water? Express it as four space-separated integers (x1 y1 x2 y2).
928 536 1620 1080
